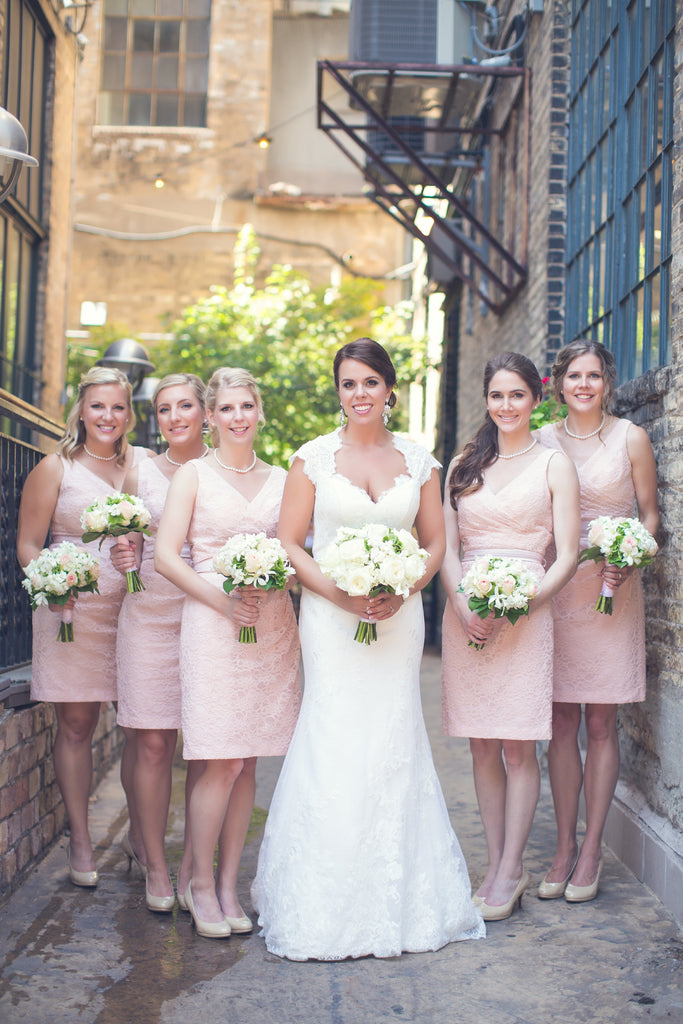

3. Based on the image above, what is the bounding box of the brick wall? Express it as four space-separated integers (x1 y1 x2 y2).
0 701 121 899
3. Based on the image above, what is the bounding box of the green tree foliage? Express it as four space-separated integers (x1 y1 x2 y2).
154 227 426 466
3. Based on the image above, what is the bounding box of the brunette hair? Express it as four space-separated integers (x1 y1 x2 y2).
205 366 265 446
153 373 207 412
58 366 134 466
548 338 617 412
448 351 543 508
333 337 398 409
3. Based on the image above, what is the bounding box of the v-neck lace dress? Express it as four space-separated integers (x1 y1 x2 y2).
117 458 190 729
538 418 646 703
251 430 485 961
30 451 149 703
441 448 557 740
179 458 301 760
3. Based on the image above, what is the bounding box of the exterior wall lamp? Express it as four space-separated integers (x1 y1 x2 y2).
0 108 38 203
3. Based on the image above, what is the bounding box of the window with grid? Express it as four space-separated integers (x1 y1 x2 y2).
99 0 211 128
0 0 48 411
565 0 674 380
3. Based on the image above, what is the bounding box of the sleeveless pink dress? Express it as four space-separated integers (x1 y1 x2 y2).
30 452 148 703
117 458 189 729
538 418 646 703
441 448 556 740
180 459 301 760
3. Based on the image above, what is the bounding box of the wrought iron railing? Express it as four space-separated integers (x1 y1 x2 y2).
0 388 63 702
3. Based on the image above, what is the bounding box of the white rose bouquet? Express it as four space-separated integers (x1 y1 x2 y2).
458 555 540 649
318 523 428 645
213 532 295 643
22 541 100 642
578 515 658 614
81 493 152 593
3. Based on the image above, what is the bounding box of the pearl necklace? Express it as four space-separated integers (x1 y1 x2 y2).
563 413 605 439
83 443 117 462
165 444 209 467
213 450 256 473
498 439 537 460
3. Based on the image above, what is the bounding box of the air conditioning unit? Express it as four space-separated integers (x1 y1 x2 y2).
349 0 471 65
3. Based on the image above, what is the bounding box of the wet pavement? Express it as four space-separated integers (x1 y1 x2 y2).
1 653 682 1024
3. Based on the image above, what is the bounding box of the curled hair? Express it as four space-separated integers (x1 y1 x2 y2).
549 338 617 412
333 337 398 409
448 351 543 508
205 366 265 446
153 373 207 412
58 366 134 466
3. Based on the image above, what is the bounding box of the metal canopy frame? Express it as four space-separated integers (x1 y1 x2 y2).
317 59 529 312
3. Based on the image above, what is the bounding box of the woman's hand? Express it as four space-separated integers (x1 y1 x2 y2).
223 586 266 626
111 536 138 575
453 593 497 648
48 594 76 614
601 563 632 589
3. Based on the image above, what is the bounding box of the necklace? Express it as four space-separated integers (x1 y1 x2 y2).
498 439 537 460
83 443 117 462
165 444 209 467
563 412 606 439
213 450 256 473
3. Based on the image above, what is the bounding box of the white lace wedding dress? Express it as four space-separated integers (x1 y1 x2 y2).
251 430 485 960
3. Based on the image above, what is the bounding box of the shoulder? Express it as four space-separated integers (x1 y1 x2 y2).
392 434 441 483
622 418 654 459
29 451 65 486
290 430 339 462
535 421 565 448
546 448 578 489
289 431 339 484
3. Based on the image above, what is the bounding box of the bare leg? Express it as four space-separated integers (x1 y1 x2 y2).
189 757 244 923
120 725 146 865
469 737 506 899
54 702 100 871
216 758 257 918
485 739 540 906
178 759 205 899
544 702 582 882
134 728 176 898
570 703 619 887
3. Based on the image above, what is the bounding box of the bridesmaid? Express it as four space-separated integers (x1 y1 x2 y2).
16 367 147 886
155 367 301 939
112 373 208 912
536 339 659 902
441 351 580 921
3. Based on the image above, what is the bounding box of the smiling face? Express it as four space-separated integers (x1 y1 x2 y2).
208 386 260 447
337 358 392 426
155 384 205 449
561 353 605 415
486 369 539 434
80 384 131 448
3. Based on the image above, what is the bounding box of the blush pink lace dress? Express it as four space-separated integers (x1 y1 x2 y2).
30 451 148 703
441 448 557 740
252 430 485 961
538 418 646 703
179 458 301 760
117 458 189 729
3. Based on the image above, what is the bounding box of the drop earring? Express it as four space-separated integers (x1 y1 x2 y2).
339 403 347 428
382 401 392 426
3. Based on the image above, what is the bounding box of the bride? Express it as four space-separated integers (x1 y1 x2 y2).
251 338 485 959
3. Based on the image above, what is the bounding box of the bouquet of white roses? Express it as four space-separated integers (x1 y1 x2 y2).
458 555 540 649
81 493 152 593
578 515 658 614
318 523 428 645
22 541 100 642
213 532 295 643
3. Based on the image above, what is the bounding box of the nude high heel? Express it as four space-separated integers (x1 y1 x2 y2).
121 832 147 877
481 870 530 922
537 855 579 899
565 858 603 903
185 883 232 939
67 846 98 888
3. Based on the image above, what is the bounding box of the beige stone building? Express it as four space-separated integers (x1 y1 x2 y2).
68 0 407 341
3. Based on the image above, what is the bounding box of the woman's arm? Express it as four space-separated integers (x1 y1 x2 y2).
111 465 142 575
16 454 64 567
155 464 259 628
531 450 580 609
627 423 659 537
412 468 446 590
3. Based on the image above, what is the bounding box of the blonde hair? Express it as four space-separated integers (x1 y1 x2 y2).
205 367 265 446
153 373 207 412
58 367 134 465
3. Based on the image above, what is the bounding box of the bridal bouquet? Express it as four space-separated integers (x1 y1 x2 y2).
458 555 540 649
318 523 428 645
578 515 658 614
22 541 100 642
213 532 295 643
81 493 152 593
